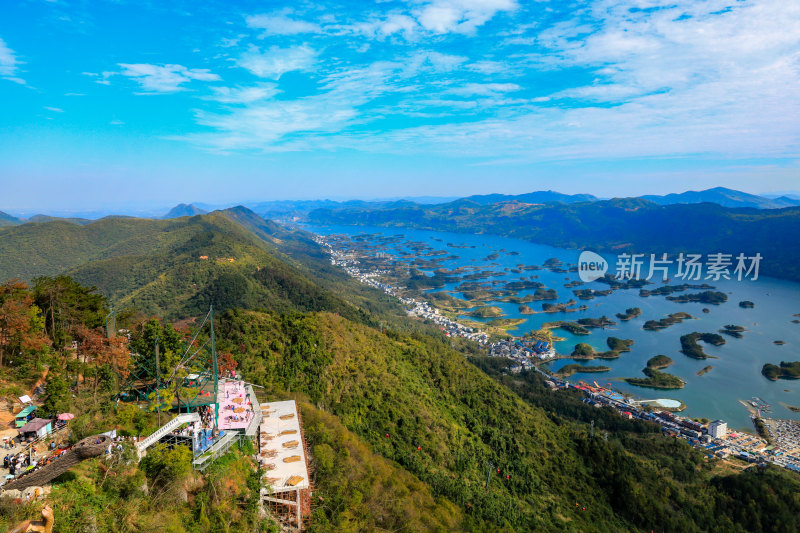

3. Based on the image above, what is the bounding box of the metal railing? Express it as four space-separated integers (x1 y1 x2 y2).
243 385 263 437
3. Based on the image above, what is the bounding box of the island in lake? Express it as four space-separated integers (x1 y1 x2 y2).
543 321 591 336
624 355 685 389
642 312 694 331
667 290 728 305
467 305 505 318
680 332 726 359
697 365 713 376
616 307 642 321
555 364 611 378
719 324 746 338
570 337 635 360
762 361 800 381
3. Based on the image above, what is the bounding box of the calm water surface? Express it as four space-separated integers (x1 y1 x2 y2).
309 224 800 430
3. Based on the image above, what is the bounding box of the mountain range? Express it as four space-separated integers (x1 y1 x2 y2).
2 187 799 226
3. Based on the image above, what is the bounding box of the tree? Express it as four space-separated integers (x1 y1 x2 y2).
32 276 107 349
96 336 131 397
0 279 50 368
129 319 183 375
217 350 238 377
41 372 70 416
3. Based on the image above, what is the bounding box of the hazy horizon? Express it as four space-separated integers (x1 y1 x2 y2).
3 186 800 220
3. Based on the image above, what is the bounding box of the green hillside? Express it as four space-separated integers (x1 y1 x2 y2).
216 309 800 532
0 213 376 321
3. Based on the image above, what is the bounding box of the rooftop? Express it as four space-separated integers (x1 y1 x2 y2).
258 400 309 492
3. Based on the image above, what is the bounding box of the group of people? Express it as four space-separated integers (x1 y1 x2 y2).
3 446 68 479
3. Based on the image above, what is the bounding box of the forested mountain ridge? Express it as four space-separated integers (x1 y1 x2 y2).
0 211 383 322
308 198 800 281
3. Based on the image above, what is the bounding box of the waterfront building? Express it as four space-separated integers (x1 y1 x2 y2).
708 420 727 439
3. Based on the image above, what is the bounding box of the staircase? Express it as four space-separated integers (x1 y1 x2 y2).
136 412 200 458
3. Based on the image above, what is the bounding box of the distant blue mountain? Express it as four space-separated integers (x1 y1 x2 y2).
640 187 800 209
0 210 23 227
464 190 598 205
162 203 208 219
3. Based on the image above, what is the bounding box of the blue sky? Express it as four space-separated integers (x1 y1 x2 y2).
0 0 798 213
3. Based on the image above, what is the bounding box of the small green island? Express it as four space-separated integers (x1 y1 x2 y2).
606 337 635 353
467 305 505 318
570 337 635 360
624 355 685 389
616 307 642 321
576 315 616 328
739 300 755 308
719 324 746 338
573 288 613 300
530 287 558 300
427 291 473 311
642 312 694 331
667 291 728 305
540 301 587 313
697 365 713 376
762 361 800 381
646 354 674 369
554 364 611 378
486 318 526 330
680 332 726 359
543 321 591 336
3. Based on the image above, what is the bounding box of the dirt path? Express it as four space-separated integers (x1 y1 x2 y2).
31 368 49 393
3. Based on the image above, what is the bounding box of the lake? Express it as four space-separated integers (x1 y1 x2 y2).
308 224 800 430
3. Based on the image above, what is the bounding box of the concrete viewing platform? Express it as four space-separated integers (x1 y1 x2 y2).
258 400 309 492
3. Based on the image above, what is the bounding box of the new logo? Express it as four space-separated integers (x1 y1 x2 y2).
578 251 607 282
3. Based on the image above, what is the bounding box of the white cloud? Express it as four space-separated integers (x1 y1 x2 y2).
116 63 220 93
415 0 517 34
177 0 798 165
44 106 64 112
110 119 124 125
177 60 411 152
245 12 321 36
207 83 280 104
0 37 24 84
447 82 520 96
353 14 420 40
237 45 317 80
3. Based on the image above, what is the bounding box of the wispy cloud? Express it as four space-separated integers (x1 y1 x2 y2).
245 11 322 36
44 106 64 112
113 63 220 93
0 37 24 84
447 82 520 96
237 45 317 80
414 0 518 35
207 83 280 104
170 0 799 165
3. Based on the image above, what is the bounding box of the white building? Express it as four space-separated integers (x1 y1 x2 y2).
708 420 727 438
